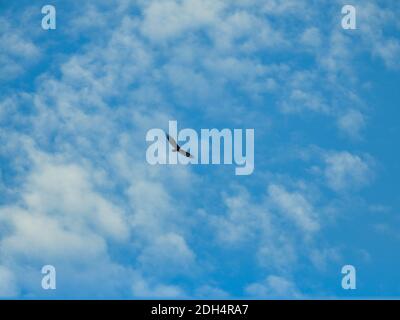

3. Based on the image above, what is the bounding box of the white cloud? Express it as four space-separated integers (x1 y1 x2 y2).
21 158 129 242
0 266 18 297
138 233 196 277
337 109 366 139
300 27 322 47
140 0 222 42
210 188 272 245
195 285 229 298
279 71 330 114
357 1 400 69
132 273 185 298
0 207 107 263
268 184 319 233
245 275 301 298
0 146 134 297
373 39 400 69
0 144 196 296
257 241 297 272
0 10 200 292
261 0 308 16
309 247 341 271
324 151 373 191
210 183 323 274
0 18 40 81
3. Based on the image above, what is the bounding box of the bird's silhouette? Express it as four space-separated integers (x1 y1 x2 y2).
166 133 193 158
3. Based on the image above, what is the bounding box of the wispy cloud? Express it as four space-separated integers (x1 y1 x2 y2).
323 151 373 192
245 275 302 299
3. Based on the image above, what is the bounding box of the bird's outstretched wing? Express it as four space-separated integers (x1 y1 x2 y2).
165 133 193 158
166 133 178 150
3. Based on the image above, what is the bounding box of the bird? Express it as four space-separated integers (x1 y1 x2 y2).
165 133 194 158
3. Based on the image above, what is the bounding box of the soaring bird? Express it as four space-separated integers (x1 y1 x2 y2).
166 133 193 158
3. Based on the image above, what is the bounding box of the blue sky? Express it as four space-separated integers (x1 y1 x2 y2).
0 0 400 299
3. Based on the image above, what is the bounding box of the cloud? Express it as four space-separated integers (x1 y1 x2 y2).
0 207 107 263
138 233 196 277
309 247 341 271
0 266 18 297
132 273 185 298
337 109 366 139
209 183 323 275
210 188 272 245
0 144 134 296
300 27 322 48
323 151 373 191
245 275 302 298
0 17 40 82
194 285 229 298
0 144 196 296
261 0 308 16
357 1 400 69
278 71 330 114
268 184 320 234
373 39 400 69
0 11 200 292
257 240 297 272
22 160 129 242
140 0 222 42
